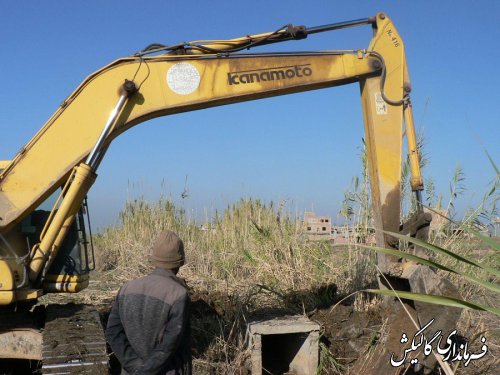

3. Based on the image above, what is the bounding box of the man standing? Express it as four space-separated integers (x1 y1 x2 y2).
106 230 192 375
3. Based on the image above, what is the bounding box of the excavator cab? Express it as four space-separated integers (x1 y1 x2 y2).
0 191 94 302
21 204 94 294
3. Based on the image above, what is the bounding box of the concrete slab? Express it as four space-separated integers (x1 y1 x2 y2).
248 316 320 375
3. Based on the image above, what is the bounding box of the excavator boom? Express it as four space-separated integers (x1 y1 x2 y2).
0 53 379 231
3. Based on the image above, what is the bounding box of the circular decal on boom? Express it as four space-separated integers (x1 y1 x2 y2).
166 63 200 95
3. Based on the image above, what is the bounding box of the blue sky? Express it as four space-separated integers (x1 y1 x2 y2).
1 1 499 229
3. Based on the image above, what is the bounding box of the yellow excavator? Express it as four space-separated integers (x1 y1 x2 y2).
0 12 460 374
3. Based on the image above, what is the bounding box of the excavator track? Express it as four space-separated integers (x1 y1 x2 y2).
42 304 108 374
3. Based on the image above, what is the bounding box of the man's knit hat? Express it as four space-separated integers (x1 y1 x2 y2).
151 230 185 269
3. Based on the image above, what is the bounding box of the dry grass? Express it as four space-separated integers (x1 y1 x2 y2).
91 195 498 374
95 197 377 295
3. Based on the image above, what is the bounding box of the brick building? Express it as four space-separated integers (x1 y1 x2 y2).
304 211 331 235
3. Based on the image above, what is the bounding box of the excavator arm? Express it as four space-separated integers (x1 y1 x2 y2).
0 13 423 301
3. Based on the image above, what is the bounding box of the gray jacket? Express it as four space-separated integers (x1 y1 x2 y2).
106 268 192 375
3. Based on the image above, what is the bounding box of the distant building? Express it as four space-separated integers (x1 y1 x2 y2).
304 211 331 236
330 225 375 245
304 212 376 244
